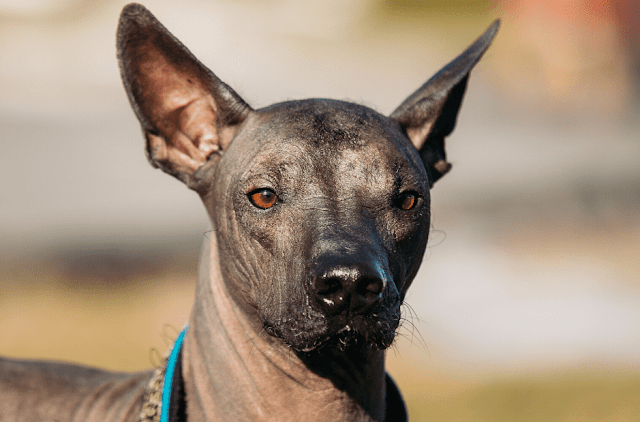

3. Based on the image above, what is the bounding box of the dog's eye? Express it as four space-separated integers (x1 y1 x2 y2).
397 192 418 210
249 188 278 209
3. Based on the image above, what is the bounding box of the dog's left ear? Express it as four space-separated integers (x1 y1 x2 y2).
390 20 499 187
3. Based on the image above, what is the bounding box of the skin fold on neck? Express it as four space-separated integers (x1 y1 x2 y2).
181 237 388 422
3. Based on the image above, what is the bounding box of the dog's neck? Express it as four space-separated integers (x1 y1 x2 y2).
181 237 389 422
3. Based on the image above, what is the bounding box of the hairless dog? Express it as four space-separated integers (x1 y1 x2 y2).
0 4 498 421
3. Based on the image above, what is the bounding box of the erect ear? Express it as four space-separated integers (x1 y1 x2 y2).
116 3 252 192
390 20 499 187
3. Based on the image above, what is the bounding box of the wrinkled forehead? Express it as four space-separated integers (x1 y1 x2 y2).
217 99 429 197
237 100 423 167
258 99 399 148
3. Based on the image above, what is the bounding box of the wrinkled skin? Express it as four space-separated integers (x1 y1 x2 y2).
207 100 431 352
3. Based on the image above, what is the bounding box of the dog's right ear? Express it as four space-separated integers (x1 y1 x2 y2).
117 3 252 191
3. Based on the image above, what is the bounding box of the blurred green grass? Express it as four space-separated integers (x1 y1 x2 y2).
398 369 640 421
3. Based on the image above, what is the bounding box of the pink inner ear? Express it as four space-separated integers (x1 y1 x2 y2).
406 121 434 151
132 36 219 172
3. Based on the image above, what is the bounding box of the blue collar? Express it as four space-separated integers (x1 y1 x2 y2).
161 327 188 422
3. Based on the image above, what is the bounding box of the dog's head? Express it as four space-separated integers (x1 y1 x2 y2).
117 3 498 353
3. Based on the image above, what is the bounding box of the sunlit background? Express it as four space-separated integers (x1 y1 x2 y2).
1 0 639 420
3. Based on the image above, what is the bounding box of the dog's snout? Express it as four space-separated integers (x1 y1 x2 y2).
314 264 386 315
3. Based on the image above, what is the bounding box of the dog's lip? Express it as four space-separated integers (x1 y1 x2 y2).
266 301 400 352
296 325 351 352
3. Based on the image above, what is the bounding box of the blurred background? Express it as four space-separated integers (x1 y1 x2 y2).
1 0 639 420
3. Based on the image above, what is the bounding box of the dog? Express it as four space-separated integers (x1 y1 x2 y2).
0 3 498 421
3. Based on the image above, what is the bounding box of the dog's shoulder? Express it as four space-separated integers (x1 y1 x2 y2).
0 357 152 422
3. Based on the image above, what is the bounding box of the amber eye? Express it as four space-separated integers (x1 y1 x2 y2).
249 188 278 209
398 192 418 210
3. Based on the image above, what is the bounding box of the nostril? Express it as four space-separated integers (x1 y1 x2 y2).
357 277 384 299
315 276 347 314
316 277 342 296
348 276 385 315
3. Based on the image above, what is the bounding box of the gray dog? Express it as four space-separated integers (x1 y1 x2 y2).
0 3 498 421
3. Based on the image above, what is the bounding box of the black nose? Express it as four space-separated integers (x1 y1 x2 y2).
314 264 386 315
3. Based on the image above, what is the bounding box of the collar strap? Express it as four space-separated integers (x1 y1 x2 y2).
161 327 187 422
140 327 188 422
141 326 407 421
385 373 409 422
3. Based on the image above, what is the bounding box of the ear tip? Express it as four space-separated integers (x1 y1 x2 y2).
485 19 501 41
464 18 500 62
117 3 163 57
118 3 157 32
120 3 150 18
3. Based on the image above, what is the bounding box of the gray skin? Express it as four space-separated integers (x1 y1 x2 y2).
0 3 499 422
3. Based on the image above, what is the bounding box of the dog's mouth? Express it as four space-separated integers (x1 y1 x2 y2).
312 317 399 353
262 303 401 353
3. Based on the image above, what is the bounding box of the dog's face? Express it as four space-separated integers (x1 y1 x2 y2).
208 100 430 351
117 4 498 352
